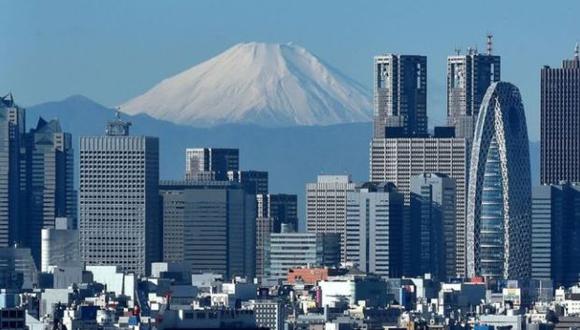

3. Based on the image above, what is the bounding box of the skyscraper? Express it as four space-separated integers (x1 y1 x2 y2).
373 54 427 138
345 182 403 278
410 173 456 280
159 180 256 279
257 194 298 231
447 38 501 143
24 118 75 266
79 114 160 276
532 183 580 287
265 229 340 284
255 193 298 282
540 46 580 184
466 82 532 281
306 175 356 261
370 136 468 276
228 170 268 195
185 148 239 181
0 94 25 248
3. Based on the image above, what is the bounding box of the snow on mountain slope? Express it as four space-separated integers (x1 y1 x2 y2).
120 42 372 127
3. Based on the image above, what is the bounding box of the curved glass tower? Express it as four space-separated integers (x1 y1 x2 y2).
466 82 531 280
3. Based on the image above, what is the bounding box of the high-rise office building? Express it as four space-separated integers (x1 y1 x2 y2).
255 215 273 284
255 193 298 282
466 82 532 281
185 148 239 181
370 136 467 276
23 118 75 266
228 170 268 195
159 180 256 279
540 46 580 184
257 194 298 231
410 173 456 280
306 175 356 262
265 229 340 284
79 114 160 276
345 182 403 278
447 37 501 143
373 54 427 138
532 183 580 287
0 94 25 248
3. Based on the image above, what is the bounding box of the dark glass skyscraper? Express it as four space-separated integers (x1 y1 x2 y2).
532 183 580 288
185 148 239 181
23 118 75 266
373 54 427 138
467 82 532 281
159 180 256 279
541 46 580 184
0 94 25 248
410 173 456 280
447 41 501 143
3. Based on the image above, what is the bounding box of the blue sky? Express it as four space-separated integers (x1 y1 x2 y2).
1 0 578 141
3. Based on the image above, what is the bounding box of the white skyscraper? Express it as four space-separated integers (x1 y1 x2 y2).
79 114 160 276
306 175 356 261
345 182 403 278
466 82 531 281
370 137 468 276
410 173 457 280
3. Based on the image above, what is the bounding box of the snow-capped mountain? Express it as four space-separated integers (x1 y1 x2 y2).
120 42 372 127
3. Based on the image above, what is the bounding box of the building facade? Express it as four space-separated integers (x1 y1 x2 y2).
185 148 239 181
40 217 79 273
24 118 75 266
306 175 356 262
345 182 403 278
256 193 298 282
265 230 340 284
257 194 298 231
159 180 256 279
254 300 284 330
540 48 580 184
0 94 25 248
228 170 268 195
410 173 456 280
447 44 501 143
370 137 467 276
466 82 532 280
79 115 160 276
532 183 580 287
373 54 427 138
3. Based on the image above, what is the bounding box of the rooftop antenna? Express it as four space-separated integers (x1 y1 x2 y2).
486 33 493 55
454 48 461 55
575 42 579 60
115 106 121 119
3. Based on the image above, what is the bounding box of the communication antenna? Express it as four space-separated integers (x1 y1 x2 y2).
486 33 493 55
454 48 461 56
575 42 579 60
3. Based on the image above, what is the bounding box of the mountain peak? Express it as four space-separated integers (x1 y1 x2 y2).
120 42 371 127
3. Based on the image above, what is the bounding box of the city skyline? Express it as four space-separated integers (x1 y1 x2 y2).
1 3 580 329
